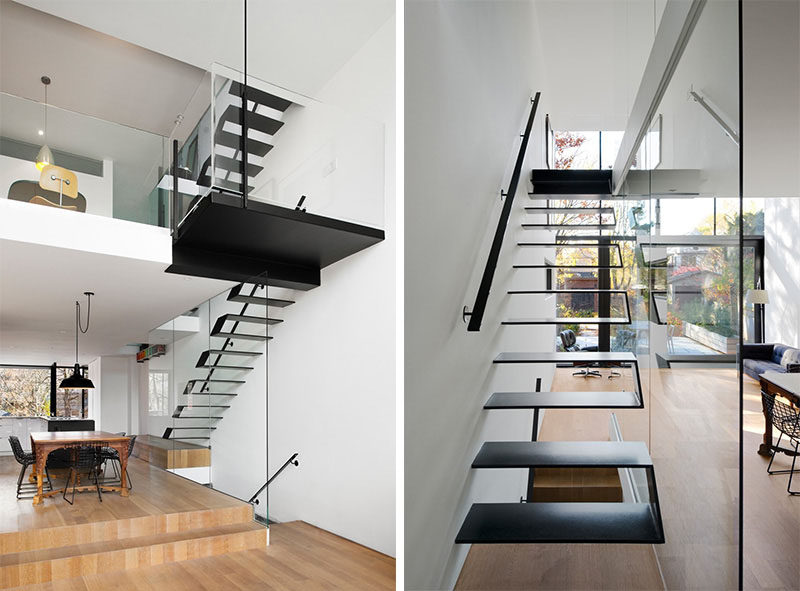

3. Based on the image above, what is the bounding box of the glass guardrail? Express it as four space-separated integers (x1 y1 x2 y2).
0 92 169 228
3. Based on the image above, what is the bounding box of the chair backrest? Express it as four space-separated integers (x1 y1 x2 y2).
126 434 137 458
762 392 800 439
559 329 577 351
63 442 107 468
8 436 28 464
39 165 78 197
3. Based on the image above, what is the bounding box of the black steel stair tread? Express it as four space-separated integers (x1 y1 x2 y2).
220 313 283 325
182 392 239 396
187 378 245 384
170 427 217 430
206 349 263 356
524 207 614 214
213 154 264 177
229 81 293 112
215 129 273 157
211 331 272 341
508 289 627 294
485 390 642 409
227 285 294 307
530 170 612 182
211 178 255 194
517 242 621 248
522 223 616 229
472 441 652 469
455 502 663 544
175 405 231 408
170 437 211 440
528 193 616 200
513 264 622 269
495 352 637 364
503 317 630 325
530 181 611 195
221 104 284 136
195 364 255 370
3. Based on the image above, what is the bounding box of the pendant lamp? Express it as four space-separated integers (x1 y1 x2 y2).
35 76 54 171
60 292 95 390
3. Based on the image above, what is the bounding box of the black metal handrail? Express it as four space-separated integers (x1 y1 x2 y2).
248 452 299 504
464 92 541 332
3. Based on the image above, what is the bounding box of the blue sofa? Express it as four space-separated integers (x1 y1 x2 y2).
742 343 800 380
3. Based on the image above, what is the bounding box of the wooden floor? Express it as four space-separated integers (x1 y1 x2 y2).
456 367 800 591
0 456 395 589
6 522 396 591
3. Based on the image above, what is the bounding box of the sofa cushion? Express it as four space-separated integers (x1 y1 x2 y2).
742 343 774 361
771 344 795 365
743 358 783 380
780 348 800 368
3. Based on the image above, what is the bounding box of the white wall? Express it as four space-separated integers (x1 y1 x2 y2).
405 2 554 589
764 198 800 346
645 0 740 198
743 1 800 346
95 355 138 434
743 0 800 198
0 154 113 217
263 16 396 557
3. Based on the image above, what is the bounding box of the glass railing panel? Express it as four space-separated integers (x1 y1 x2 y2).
204 63 384 229
635 1 741 587
0 92 168 228
200 277 268 521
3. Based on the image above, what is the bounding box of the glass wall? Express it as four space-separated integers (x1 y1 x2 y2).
617 1 742 588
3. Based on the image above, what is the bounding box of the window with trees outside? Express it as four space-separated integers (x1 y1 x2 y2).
148 370 170 416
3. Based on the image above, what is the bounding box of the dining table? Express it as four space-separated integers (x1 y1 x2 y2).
29 431 131 505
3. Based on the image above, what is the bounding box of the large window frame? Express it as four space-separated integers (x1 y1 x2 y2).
0 363 89 418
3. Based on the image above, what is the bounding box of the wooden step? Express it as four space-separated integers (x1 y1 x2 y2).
0 522 266 587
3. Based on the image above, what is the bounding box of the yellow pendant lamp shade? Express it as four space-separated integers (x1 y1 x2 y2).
35 144 53 171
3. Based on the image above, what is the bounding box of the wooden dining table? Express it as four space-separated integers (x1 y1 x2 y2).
29 431 131 505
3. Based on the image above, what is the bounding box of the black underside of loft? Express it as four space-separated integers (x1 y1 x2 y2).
456 502 664 544
167 192 384 287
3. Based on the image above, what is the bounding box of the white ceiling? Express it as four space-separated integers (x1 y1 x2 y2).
10 0 394 99
0 0 206 137
0 239 234 365
533 0 659 131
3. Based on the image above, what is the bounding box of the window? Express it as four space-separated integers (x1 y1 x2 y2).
148 370 170 416
0 367 50 416
55 367 89 418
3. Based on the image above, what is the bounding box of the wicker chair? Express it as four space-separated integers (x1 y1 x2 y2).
101 434 136 491
762 392 800 495
61 442 107 505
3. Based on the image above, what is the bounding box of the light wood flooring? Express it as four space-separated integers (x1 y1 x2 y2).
5 522 396 591
456 367 800 591
0 455 395 589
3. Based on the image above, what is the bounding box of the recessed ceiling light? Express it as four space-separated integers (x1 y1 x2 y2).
38 129 44 136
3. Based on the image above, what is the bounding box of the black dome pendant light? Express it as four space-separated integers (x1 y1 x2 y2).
59 291 95 390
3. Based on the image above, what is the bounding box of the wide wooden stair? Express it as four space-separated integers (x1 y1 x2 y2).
0 461 265 588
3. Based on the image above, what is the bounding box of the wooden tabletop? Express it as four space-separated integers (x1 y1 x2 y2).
30 431 129 444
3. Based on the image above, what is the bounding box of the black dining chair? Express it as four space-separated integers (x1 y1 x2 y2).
762 391 800 495
9 435 50 499
101 434 136 491
61 442 107 505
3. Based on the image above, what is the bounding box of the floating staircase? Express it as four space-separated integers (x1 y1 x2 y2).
163 282 294 441
458 168 664 546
